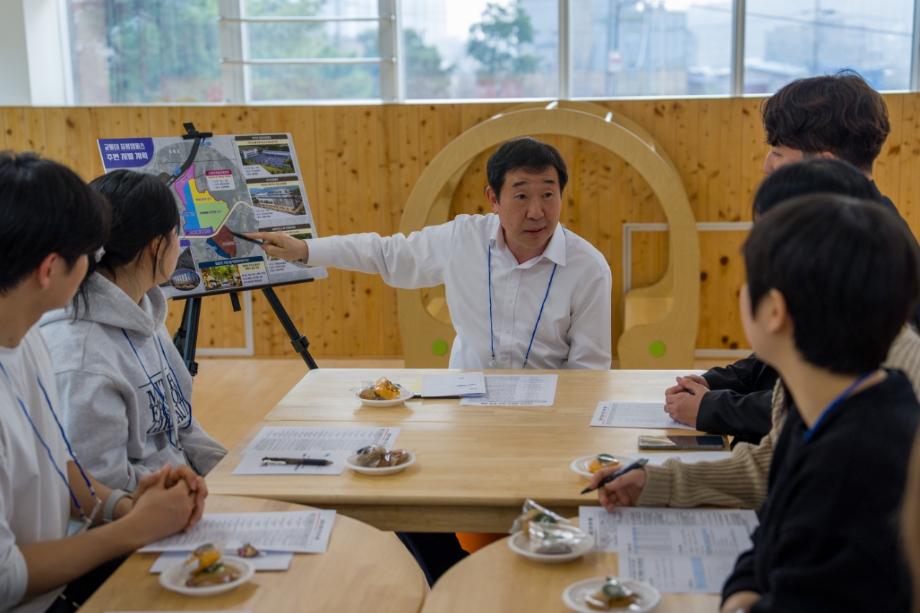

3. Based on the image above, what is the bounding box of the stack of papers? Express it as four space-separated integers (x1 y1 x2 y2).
459 374 558 406
141 511 337 575
579 507 758 593
420 373 486 398
591 401 694 430
233 426 400 475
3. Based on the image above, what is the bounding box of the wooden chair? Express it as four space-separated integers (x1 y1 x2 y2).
398 101 699 369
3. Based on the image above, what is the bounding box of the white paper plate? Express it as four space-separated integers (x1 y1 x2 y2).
569 455 631 479
346 450 416 475
507 530 594 563
562 577 661 612
355 385 414 407
159 555 255 597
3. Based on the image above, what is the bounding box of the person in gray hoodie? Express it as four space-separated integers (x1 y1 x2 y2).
40 169 226 491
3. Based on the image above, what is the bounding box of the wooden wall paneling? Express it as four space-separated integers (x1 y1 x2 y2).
897 95 920 236
717 97 746 221
738 98 767 211
697 230 748 350
875 94 902 215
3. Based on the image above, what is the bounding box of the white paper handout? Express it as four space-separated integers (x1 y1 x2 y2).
149 551 293 573
233 426 400 475
618 553 740 594
579 507 758 594
591 401 695 430
140 511 336 553
459 375 558 406
421 373 487 398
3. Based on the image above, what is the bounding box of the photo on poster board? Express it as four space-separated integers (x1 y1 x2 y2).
97 133 327 298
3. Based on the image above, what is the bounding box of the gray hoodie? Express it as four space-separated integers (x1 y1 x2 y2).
39 273 226 491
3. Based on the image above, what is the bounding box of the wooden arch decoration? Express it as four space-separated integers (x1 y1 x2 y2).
397 101 700 369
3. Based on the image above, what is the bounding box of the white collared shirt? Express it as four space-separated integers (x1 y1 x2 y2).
307 214 612 369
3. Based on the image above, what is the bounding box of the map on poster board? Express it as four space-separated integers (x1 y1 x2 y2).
97 133 327 299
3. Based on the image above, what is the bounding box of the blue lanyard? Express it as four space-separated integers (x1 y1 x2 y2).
803 371 875 443
121 329 192 447
0 361 102 527
487 244 558 368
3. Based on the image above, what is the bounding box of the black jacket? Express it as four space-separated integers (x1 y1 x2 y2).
721 370 919 612
698 356 778 444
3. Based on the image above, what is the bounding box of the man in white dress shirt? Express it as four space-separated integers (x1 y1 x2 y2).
254 137 613 370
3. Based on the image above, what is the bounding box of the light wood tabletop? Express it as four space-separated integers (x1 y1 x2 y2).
421 526 720 613
207 369 706 532
264 368 697 425
78 495 428 613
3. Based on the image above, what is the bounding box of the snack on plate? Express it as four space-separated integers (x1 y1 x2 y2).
184 544 241 588
588 453 621 474
359 377 402 401
353 444 410 468
237 543 260 558
510 499 591 556
585 577 639 610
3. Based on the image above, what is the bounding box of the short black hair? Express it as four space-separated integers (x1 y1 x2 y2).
743 195 919 374
752 158 879 218
0 151 110 294
762 71 889 171
486 137 568 196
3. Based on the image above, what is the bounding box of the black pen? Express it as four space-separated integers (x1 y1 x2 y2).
261 457 331 466
229 230 264 245
580 458 648 494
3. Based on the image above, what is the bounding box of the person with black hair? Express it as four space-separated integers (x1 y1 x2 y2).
249 136 613 370
665 159 887 443
721 195 920 612
0 152 205 613
589 158 920 511
663 71 911 443
39 170 225 493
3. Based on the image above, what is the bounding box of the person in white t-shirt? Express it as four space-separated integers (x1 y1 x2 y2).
0 152 206 613
251 136 613 370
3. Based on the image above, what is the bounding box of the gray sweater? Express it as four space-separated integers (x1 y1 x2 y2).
39 273 226 491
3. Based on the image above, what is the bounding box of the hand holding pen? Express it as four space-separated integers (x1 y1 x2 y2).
582 458 649 512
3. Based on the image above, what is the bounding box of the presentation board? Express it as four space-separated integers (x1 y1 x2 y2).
97 132 327 298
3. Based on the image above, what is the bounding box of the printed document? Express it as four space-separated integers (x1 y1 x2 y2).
140 510 336 553
579 507 758 593
233 426 400 475
421 373 487 397
459 375 557 406
591 401 695 430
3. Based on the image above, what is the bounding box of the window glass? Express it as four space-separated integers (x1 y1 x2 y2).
401 0 559 99
571 0 733 97
66 0 222 104
744 0 913 94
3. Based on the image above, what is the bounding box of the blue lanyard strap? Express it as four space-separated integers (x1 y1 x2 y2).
0 362 100 525
487 243 558 368
121 329 191 447
803 371 875 443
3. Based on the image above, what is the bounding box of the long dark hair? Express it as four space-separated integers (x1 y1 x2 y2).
74 170 179 313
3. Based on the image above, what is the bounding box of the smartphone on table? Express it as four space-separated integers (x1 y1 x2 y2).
637 434 727 451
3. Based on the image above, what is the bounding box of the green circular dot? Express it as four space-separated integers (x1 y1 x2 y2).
431 339 449 356
648 340 667 358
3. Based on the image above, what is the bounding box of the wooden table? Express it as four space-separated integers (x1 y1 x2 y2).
421 526 720 613
79 495 428 613
207 369 704 532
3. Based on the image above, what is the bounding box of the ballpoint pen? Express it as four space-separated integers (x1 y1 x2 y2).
230 230 265 245
580 458 648 494
261 457 332 466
